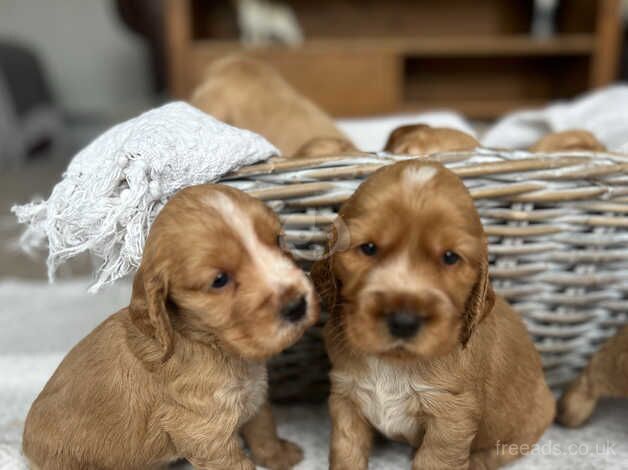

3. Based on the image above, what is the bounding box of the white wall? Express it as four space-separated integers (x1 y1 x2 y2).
0 0 152 118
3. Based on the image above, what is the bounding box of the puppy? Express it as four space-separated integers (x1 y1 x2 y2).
314 160 554 470
557 325 628 428
190 55 357 157
23 184 319 470
294 136 364 157
529 130 606 152
384 124 479 156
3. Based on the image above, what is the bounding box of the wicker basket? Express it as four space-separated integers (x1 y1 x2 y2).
221 148 628 402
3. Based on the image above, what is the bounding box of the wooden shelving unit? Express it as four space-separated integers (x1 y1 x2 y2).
165 0 623 118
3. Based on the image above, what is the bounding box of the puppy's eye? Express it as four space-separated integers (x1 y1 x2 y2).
211 272 230 289
442 251 460 265
359 242 378 256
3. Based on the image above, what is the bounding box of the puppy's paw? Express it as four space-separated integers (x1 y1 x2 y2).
557 384 597 428
556 371 599 428
237 460 258 470
255 438 303 470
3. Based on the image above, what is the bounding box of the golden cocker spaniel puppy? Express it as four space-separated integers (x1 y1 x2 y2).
190 55 357 158
23 184 319 470
313 160 554 470
384 124 479 156
529 130 606 152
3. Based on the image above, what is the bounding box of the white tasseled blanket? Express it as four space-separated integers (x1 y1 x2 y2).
11 102 278 293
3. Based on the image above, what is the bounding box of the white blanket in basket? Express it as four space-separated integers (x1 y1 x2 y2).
12 102 279 293
339 85 628 153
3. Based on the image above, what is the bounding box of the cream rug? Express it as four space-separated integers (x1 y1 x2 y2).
1 279 627 469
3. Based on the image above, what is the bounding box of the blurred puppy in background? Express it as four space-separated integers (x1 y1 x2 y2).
23 184 318 470
558 325 628 428
314 160 554 470
190 55 357 157
384 124 479 156
529 129 606 152
295 136 363 158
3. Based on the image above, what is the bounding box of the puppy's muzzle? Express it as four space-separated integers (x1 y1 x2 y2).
387 311 422 339
280 295 308 323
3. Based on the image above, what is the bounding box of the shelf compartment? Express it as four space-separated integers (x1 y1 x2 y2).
403 55 591 119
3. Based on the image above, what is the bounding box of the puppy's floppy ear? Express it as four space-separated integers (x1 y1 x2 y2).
129 267 174 362
460 255 495 346
311 256 338 313
310 223 344 313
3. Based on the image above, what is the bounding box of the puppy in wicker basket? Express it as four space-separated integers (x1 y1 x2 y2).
529 129 606 152
557 325 628 428
313 160 554 470
191 55 358 157
23 184 318 470
384 124 479 156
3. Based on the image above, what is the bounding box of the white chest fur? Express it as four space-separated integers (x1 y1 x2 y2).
235 362 268 425
240 364 268 423
341 357 436 445
211 361 268 426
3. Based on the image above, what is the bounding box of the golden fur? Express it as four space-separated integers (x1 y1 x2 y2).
529 130 606 152
557 325 628 428
23 184 319 470
313 160 554 470
190 55 357 157
384 124 479 156
294 136 364 158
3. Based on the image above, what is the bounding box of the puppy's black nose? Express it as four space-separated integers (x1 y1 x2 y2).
280 296 307 323
387 311 421 339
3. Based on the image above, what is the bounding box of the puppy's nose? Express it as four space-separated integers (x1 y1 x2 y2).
387 311 421 339
280 295 307 323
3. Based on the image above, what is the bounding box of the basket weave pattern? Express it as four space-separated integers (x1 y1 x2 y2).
223 149 628 401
